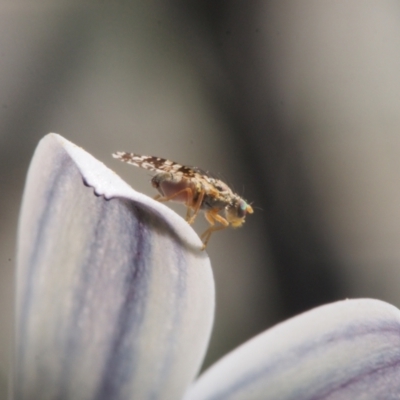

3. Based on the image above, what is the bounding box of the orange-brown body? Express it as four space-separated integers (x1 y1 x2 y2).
113 152 253 249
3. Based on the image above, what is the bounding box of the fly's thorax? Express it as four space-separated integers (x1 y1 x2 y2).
201 192 229 211
204 176 231 193
225 195 254 227
199 177 233 210
197 179 229 210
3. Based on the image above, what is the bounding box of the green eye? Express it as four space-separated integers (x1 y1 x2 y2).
235 200 248 218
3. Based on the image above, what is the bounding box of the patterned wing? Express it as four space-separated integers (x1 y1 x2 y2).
112 152 199 178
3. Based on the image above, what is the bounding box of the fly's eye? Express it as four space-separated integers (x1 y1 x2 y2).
236 200 248 218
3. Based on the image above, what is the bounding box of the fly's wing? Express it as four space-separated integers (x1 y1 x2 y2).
112 152 199 178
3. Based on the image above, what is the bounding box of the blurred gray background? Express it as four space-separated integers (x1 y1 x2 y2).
2 1 400 397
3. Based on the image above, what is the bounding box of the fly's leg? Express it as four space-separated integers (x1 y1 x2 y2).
187 190 205 225
185 207 192 222
153 188 195 223
200 210 229 250
154 187 193 203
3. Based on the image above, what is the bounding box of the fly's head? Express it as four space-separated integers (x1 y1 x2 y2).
225 195 254 228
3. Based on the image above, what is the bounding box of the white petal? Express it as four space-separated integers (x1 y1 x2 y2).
185 299 400 400
15 133 214 400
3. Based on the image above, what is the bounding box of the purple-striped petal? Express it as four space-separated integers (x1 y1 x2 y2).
185 299 400 400
15 133 215 400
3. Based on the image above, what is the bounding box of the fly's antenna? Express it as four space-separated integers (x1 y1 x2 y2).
252 203 263 212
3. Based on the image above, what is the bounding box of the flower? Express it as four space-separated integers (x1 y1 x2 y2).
15 134 400 399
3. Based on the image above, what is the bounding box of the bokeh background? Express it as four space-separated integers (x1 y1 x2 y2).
2 1 400 397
